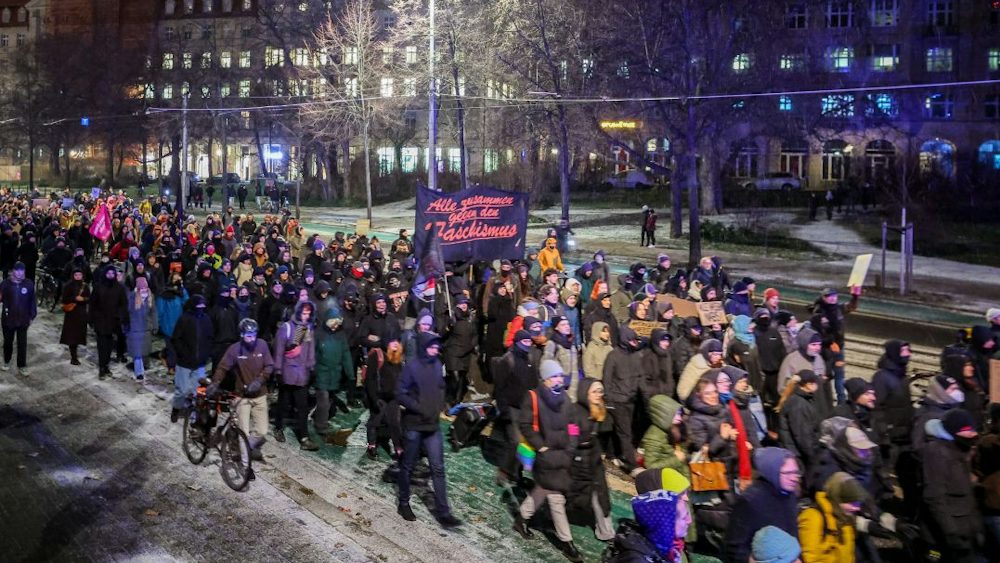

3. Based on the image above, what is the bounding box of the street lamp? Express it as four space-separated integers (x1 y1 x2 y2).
427 0 437 191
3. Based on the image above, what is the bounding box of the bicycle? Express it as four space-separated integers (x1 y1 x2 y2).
181 384 254 492
35 268 60 312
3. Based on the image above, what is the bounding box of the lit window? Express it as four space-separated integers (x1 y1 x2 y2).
239 50 251 68
181 81 190 96
220 51 232 68
377 147 395 175
778 95 793 111
822 94 855 117
780 54 805 71
866 93 898 117
220 83 231 97
927 0 954 27
162 53 175 70
162 84 174 99
165 27 175 40
987 95 1000 119
238 79 250 98
243 0 252 10
583 58 594 78
380 77 394 98
200 85 211 99
293 48 309 67
826 1 853 28
382 46 393 64
298 2 308 11
926 47 953 72
271 80 284 96
403 77 416 97
822 141 849 180
786 3 807 28
265 46 284 67
144 84 155 99
871 44 899 72
201 52 212 69
344 77 358 97
344 46 358 65
978 140 1000 169
617 61 630 79
448 148 461 172
401 147 419 173
989 48 1000 72
484 149 499 174
182 52 192 69
405 46 417 64
924 92 954 119
1 34 10 47
826 47 853 72
869 0 897 27
732 53 752 73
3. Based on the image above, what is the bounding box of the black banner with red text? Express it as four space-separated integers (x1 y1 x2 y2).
413 184 528 262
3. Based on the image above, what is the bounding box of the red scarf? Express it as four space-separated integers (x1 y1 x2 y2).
728 401 752 481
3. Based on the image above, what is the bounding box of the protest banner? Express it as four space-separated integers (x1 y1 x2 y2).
661 295 699 319
696 301 727 326
847 254 873 288
414 184 528 262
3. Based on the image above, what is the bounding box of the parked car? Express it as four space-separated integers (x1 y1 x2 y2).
607 169 658 189
740 172 804 191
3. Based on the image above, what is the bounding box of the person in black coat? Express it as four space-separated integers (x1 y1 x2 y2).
16 232 38 281
921 408 982 563
566 378 615 542
0 262 36 375
59 267 90 365
582 292 619 348
209 284 241 374
871 339 914 463
911 374 963 456
364 337 403 460
491 329 538 482
942 351 987 430
723 447 801 563
89 264 127 379
395 331 460 529
170 295 213 421
512 360 583 563
602 324 647 470
482 283 515 379
776 369 821 481
753 308 785 409
641 328 674 399
439 295 478 406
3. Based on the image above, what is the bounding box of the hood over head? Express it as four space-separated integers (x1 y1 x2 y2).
754 447 796 492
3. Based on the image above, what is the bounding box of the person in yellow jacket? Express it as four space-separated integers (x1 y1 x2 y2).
798 472 866 563
537 237 564 273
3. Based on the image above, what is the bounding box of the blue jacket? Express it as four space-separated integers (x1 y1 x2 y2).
396 332 446 432
0 277 36 328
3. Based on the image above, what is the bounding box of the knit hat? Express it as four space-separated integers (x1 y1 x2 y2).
763 288 780 301
513 329 532 343
539 359 565 380
821 287 838 297
418 309 433 327
277 265 289 275
796 369 819 385
12 261 24 271
634 467 690 495
551 315 568 329
845 427 877 450
987 307 1000 323
942 408 977 436
844 378 874 402
657 254 670 265
253 266 265 276
773 310 793 326
732 280 748 294
751 526 801 563
825 472 868 504
933 374 958 392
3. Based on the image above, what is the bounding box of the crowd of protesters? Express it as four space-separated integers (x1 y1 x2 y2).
2 184 1000 563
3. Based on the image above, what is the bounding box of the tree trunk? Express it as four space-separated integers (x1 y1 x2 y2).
64 146 71 188
556 106 572 223
142 136 148 181
451 66 469 191
206 136 214 177
685 104 701 270
169 133 181 199
342 140 351 201
28 134 35 191
253 122 268 176
671 165 683 238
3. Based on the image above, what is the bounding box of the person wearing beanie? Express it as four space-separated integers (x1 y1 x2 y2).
0 260 36 377
832 379 885 457
512 360 583 562
677 338 723 401
912 373 965 455
942 351 987 430
751 526 801 563
390 228 412 260
798 472 867 563
762 288 781 317
543 314 581 402
491 328 540 483
808 285 861 406
641 328 675 398
922 408 981 561
395 331 461 528
777 327 832 417
776 369 822 482
724 447 802 563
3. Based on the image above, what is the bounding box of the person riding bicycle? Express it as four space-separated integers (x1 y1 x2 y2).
207 318 274 460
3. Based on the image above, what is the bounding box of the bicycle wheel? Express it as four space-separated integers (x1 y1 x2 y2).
219 424 252 491
182 411 208 465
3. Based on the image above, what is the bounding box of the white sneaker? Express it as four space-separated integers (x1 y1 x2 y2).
16 368 27 378
1 362 9 371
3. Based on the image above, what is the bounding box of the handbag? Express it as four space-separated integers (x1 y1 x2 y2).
516 390 539 471
688 450 730 492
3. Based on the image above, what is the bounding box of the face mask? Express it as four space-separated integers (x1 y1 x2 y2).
955 435 978 451
948 389 965 403
898 355 910 366
516 341 532 353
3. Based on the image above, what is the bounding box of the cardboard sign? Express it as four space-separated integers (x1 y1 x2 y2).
990 359 1000 404
388 290 409 315
661 295 699 319
696 301 727 326
32 198 49 210
629 320 667 338
847 254 873 288
355 219 370 236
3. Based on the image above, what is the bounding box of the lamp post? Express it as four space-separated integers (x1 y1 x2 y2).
179 91 189 219
427 0 438 191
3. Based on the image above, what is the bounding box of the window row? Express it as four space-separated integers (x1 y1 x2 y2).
0 34 26 48
733 46 974 74
784 0 959 29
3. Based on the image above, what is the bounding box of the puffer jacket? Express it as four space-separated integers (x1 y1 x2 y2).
640 329 675 399
519 384 573 493
640 394 689 477
582 321 612 379
602 326 646 403
273 301 316 387
779 388 820 467
798 491 856 563
686 392 735 463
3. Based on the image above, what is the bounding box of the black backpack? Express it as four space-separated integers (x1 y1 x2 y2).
601 519 669 563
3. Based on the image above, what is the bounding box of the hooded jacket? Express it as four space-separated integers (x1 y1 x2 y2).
171 296 214 369
911 376 962 455
396 332 446 432
640 395 689 477
519 381 572 493
272 301 316 387
582 321 613 380
602 325 646 403
537 237 564 273
314 303 353 391
568 378 611 516
871 339 915 444
492 344 538 412
922 419 982 548
777 327 826 392
677 339 721 402
779 386 820 467
641 328 675 398
723 447 800 563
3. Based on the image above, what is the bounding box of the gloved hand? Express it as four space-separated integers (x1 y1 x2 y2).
245 379 262 396
205 383 220 397
864 522 894 539
894 521 920 542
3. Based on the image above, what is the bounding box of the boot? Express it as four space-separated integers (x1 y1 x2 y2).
397 503 417 522
70 348 80 366
299 437 319 451
438 513 462 529
512 514 534 539
273 427 286 443
170 408 180 423
366 444 377 460
557 541 583 563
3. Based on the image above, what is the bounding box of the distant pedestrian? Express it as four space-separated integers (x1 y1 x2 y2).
0 262 37 377
645 208 657 248
824 190 834 220
639 205 651 247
